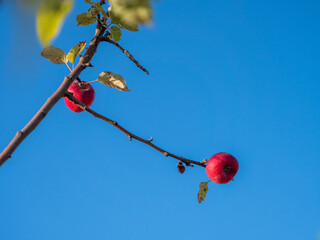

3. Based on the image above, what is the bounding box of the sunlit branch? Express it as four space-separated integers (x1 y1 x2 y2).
65 92 206 168
0 21 107 167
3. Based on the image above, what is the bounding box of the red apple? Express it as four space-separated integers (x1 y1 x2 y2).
206 152 239 184
64 81 95 112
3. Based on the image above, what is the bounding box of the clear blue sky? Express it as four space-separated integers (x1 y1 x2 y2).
0 0 319 239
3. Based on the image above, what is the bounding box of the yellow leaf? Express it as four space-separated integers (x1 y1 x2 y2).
67 41 86 64
197 182 209 203
36 0 73 46
97 71 131 92
41 46 67 64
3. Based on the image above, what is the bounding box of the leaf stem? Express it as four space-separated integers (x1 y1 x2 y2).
65 63 72 72
86 80 99 84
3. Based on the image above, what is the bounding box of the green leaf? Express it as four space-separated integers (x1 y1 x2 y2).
109 0 152 28
110 26 122 42
197 182 209 203
110 11 138 32
84 0 94 4
76 12 98 26
36 0 73 46
97 71 130 92
67 41 86 64
41 46 68 64
94 2 108 18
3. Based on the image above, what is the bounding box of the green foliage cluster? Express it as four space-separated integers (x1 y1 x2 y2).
37 0 152 46
41 41 130 92
38 0 153 94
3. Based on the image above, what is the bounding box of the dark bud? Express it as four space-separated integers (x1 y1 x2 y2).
177 162 185 174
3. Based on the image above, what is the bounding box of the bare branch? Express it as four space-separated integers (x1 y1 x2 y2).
65 92 206 168
101 35 150 75
0 22 107 167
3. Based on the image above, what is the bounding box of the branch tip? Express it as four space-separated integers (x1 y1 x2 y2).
101 36 150 75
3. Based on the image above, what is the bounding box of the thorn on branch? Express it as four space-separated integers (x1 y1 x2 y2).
200 159 208 164
147 137 154 142
16 131 23 137
82 62 94 68
163 152 169 157
128 135 132 141
185 162 194 167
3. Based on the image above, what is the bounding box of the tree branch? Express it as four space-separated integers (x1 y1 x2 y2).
101 35 150 75
65 92 206 168
0 21 107 167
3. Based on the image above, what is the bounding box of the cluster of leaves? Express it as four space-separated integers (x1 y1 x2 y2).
77 0 151 42
37 0 152 92
37 0 152 46
41 42 130 92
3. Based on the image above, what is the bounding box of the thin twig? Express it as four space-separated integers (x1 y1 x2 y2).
101 35 150 75
65 92 206 168
0 21 107 167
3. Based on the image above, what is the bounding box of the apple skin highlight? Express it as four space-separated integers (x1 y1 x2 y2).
64 81 95 112
206 152 239 184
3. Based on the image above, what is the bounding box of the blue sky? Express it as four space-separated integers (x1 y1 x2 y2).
0 0 319 239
